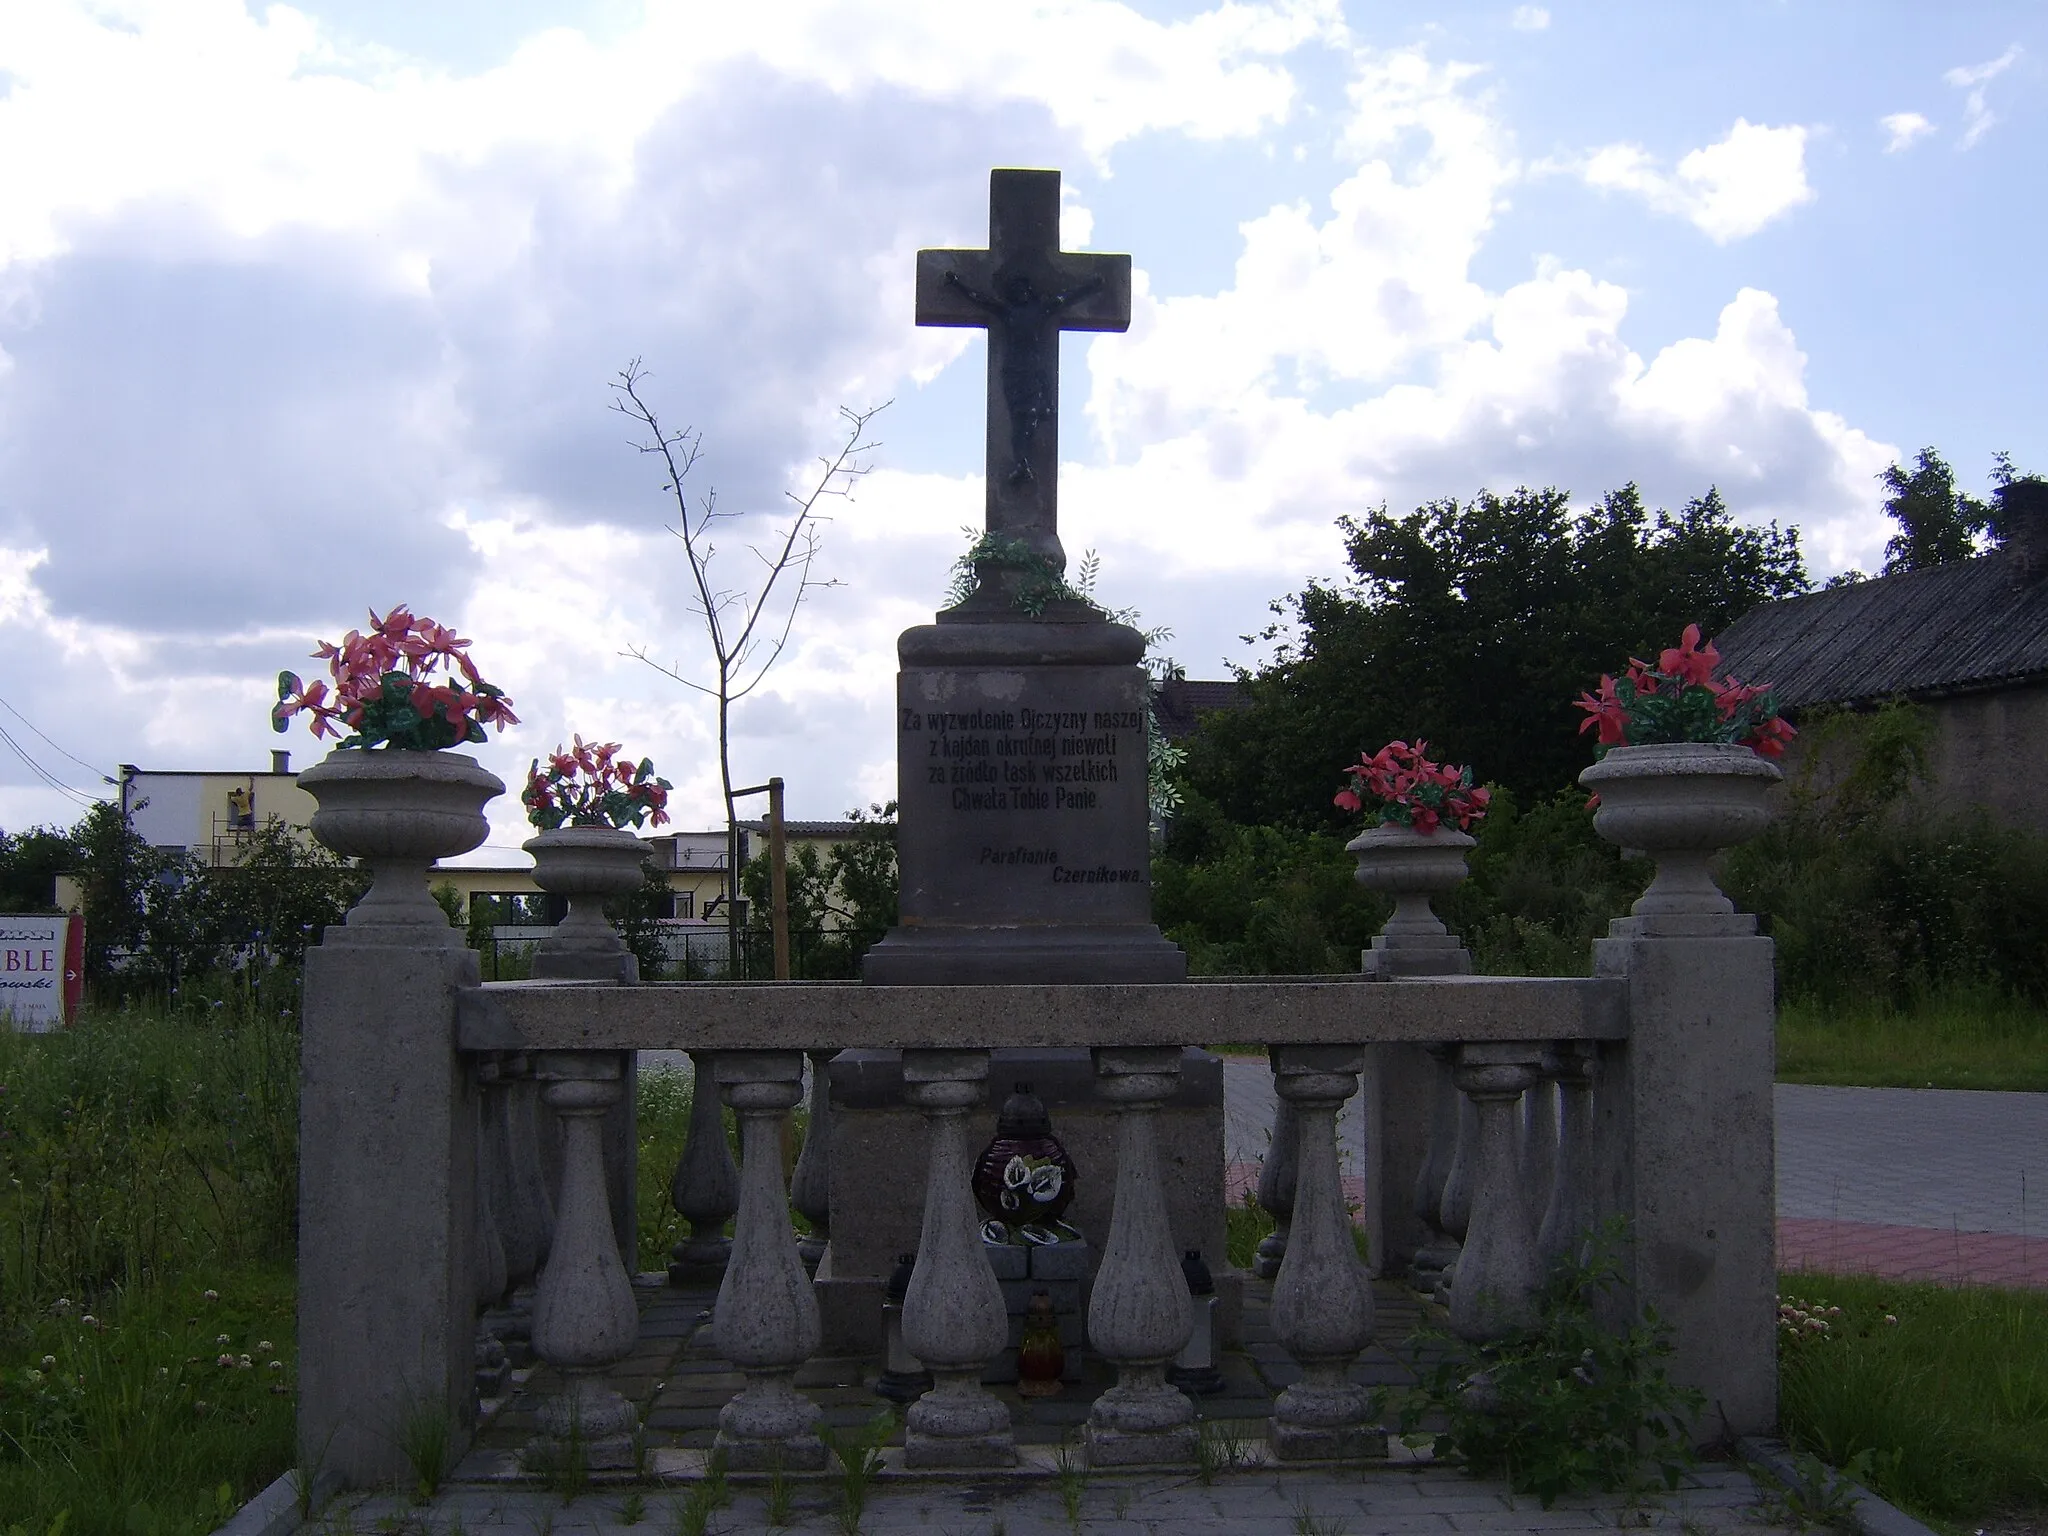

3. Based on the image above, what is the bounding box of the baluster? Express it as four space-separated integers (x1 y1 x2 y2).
1519 1067 1559 1240
1537 1042 1599 1270
529 1051 640 1468
900 1049 1015 1467
790 1050 835 1271
490 1054 547 1289
511 1064 557 1264
669 1049 740 1281
1409 1044 1461 1289
1448 1044 1544 1341
711 1051 825 1471
473 1057 509 1310
1433 1091 1479 1303
472 1056 511 1399
1269 1045 1378 1460
1253 1098 1297 1280
1085 1046 1197 1467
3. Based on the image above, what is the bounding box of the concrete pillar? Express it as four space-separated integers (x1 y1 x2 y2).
298 940 480 1486
1593 915 1777 1442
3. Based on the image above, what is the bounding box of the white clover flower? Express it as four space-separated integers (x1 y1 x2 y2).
216 1335 231 1346
203 1289 219 1302
41 1355 55 1370
217 1354 235 1368
256 1340 273 1354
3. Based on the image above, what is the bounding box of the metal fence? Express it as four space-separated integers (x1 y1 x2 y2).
476 923 888 982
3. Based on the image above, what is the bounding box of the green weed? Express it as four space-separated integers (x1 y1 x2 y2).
824 1408 894 1535
1397 1221 1700 1507
396 1400 452 1504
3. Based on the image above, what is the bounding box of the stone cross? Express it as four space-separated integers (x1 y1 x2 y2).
916 168 1131 574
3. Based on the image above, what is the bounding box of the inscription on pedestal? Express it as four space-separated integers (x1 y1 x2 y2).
898 665 1153 926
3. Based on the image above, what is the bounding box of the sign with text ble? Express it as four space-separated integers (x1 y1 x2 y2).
0 914 84 1032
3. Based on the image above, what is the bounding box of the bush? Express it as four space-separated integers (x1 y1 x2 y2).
1398 1224 1701 1506
1724 704 2048 1006
1154 792 1386 974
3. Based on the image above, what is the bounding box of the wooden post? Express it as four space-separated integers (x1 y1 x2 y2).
769 776 790 981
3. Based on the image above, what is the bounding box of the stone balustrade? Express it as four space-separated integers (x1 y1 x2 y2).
299 945 1777 1487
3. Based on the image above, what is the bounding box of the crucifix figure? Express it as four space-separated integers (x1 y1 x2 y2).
916 168 1131 579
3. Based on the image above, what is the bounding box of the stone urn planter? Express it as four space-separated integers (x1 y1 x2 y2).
1346 821 1476 976
523 824 650 979
1578 741 1780 917
299 747 504 945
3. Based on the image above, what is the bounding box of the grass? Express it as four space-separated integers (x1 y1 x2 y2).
0 1262 297 1536
1776 990 2048 1092
1 985 300 1536
1777 1272 2048 1527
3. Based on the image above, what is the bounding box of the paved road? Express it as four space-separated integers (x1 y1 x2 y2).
1217 1060 2046 1237
652 1053 2045 1238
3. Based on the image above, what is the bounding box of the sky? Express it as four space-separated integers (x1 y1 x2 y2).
0 0 2041 862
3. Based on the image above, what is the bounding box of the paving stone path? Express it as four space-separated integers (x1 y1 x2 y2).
329 1459 1796 1534
326 1058 2006 1533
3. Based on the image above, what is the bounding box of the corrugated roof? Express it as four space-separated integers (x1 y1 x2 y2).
1713 550 2048 707
736 819 876 839
1153 678 1250 742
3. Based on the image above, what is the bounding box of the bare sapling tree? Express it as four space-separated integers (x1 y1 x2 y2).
614 359 886 971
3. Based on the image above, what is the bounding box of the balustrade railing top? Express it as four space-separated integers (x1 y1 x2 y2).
457 974 1630 1053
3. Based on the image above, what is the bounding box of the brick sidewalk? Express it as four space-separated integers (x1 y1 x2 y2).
1779 1216 2048 1288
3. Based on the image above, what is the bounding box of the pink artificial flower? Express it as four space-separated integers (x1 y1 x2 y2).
1658 623 1720 690
1574 676 1630 746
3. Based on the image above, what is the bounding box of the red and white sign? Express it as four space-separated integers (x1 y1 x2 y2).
1 914 84 1032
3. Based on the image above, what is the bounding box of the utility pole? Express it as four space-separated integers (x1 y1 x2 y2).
728 776 790 980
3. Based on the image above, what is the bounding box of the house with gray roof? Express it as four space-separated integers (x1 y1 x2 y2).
1713 492 2048 834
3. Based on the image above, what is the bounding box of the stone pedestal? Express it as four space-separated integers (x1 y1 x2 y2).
815 1047 1239 1359
862 614 1185 984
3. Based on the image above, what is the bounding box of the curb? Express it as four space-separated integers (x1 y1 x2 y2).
206 1471 304 1536
1737 1436 1938 1536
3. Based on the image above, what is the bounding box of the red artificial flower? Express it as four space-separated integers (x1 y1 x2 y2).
1574 675 1631 746
1658 623 1720 690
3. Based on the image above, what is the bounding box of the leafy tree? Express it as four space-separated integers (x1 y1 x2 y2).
0 823 81 912
736 803 898 978
1183 484 1807 825
1879 448 1991 574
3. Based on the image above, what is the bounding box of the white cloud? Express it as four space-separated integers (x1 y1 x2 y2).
0 8 1903 835
1510 6 1550 31
1578 118 1814 242
1879 111 1935 152
1944 44 2021 149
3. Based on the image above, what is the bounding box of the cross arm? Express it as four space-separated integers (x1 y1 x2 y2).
916 249 999 328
